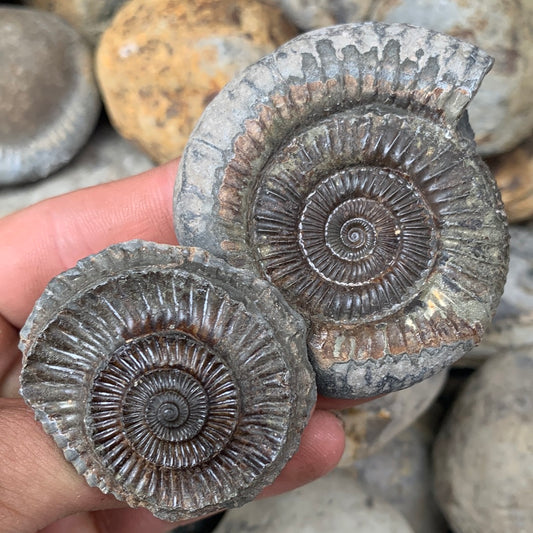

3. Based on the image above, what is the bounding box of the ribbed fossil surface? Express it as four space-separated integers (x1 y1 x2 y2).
174 22 509 398
20 241 316 520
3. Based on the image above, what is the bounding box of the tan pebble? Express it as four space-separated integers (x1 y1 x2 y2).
487 135 533 223
95 0 297 163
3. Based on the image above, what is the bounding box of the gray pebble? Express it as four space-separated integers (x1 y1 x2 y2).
434 349 533 533
0 6 101 185
353 422 448 533
0 121 153 218
24 0 128 45
214 468 414 533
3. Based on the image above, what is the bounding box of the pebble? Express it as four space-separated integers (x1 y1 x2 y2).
0 121 153 218
353 421 448 533
95 0 297 164
0 6 101 186
486 134 533 223
463 226 533 367
434 349 533 533
214 468 414 533
24 0 127 45
277 0 533 156
338 370 447 463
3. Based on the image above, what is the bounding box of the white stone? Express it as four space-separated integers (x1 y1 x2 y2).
353 422 448 533
434 349 533 533
214 468 414 533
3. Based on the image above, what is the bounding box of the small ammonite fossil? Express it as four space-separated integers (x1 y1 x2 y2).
174 22 510 399
19 241 316 520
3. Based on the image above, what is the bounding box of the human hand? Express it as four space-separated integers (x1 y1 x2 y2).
0 160 364 533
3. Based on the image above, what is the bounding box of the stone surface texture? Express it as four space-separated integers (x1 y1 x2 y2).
486 134 533 223
20 241 316 520
24 0 127 45
95 0 296 163
434 349 533 533
0 122 153 218
339 370 447 462
174 22 509 399
0 6 101 185
214 468 415 532
464 226 533 366
278 0 533 156
353 422 448 533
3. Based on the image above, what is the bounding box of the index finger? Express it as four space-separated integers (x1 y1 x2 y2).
0 160 178 329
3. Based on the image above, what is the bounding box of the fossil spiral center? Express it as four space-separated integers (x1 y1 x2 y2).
90 332 239 469
341 219 372 250
252 165 437 323
139 372 209 442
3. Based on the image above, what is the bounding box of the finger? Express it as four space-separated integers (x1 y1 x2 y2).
0 399 119 533
0 160 178 329
38 508 200 533
0 402 344 533
260 409 345 499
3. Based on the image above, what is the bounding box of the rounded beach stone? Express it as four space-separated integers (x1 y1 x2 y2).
0 6 101 186
278 0 533 156
353 422 448 533
24 0 127 45
339 370 447 462
95 0 297 164
486 134 533 223
0 121 154 218
214 468 415 533
433 349 533 533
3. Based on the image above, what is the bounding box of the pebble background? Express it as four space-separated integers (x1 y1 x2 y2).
0 1 532 533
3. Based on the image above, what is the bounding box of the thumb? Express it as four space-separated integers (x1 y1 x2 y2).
0 398 118 532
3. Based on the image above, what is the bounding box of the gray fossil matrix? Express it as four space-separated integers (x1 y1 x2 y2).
174 21 509 399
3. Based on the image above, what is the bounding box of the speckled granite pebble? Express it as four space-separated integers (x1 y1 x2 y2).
434 349 533 533
0 121 153 218
24 0 127 45
214 468 414 533
95 0 296 163
0 6 101 186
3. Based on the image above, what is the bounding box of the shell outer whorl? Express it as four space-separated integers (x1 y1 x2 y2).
174 22 509 399
19 241 316 520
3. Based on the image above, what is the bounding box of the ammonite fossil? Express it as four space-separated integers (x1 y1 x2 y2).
20 241 316 520
174 22 509 398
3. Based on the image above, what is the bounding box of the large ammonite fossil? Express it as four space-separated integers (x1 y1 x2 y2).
19 241 316 520
174 22 509 398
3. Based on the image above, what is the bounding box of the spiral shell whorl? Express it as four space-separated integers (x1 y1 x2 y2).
20 241 315 519
174 22 508 398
